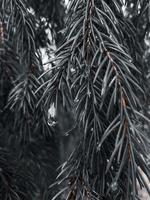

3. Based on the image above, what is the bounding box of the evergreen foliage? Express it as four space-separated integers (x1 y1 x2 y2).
39 0 150 199
0 0 150 200
0 0 64 199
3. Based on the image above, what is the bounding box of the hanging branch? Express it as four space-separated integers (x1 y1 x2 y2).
0 1 59 198
0 0 52 140
37 0 150 199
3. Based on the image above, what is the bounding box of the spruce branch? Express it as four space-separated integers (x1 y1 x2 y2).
0 0 53 140
37 0 150 199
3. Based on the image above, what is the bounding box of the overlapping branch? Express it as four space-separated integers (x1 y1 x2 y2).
38 0 150 199
0 0 52 139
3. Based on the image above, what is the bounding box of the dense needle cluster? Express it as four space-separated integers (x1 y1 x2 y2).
0 0 62 199
38 0 150 199
0 0 150 200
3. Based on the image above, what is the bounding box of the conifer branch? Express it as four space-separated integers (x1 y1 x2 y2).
38 0 150 199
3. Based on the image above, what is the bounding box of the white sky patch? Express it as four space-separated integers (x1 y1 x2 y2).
65 0 69 5
40 24 56 70
41 0 69 70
